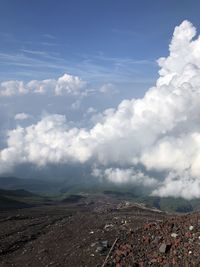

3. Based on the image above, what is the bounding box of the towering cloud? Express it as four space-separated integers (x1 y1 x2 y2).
1 20 200 199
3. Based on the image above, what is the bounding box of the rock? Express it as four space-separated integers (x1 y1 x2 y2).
90 242 97 247
101 240 108 247
159 243 167 253
96 246 104 253
189 225 194 231
95 240 108 253
104 224 113 230
159 243 171 253
171 233 178 238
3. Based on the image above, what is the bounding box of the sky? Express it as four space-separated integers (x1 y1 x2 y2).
1 1 200 199
1 0 200 92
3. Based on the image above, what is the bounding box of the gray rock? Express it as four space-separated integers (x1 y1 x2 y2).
95 240 108 253
101 240 108 247
159 243 167 253
159 243 171 253
96 246 104 253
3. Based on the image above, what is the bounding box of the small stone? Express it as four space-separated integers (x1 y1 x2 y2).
96 246 104 253
171 233 178 238
189 225 194 231
104 224 113 230
101 240 108 247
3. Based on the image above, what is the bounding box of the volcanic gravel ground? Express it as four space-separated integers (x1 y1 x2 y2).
0 196 197 267
107 212 200 267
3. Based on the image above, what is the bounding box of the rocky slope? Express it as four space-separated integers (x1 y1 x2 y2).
0 196 199 266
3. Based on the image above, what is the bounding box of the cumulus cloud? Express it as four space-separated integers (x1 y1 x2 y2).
54 73 86 95
0 73 86 96
1 20 200 199
92 167 158 187
0 115 92 170
14 113 31 121
0 81 27 96
99 83 118 94
152 171 200 200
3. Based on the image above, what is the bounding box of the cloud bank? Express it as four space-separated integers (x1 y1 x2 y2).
0 73 86 96
1 20 200 199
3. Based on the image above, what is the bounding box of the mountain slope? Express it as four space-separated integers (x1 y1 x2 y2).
0 188 51 210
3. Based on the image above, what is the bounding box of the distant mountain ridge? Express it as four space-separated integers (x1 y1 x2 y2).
0 188 35 210
0 187 52 210
0 176 61 193
1 177 200 213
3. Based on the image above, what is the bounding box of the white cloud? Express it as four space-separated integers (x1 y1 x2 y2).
15 113 31 121
27 79 54 94
99 83 118 94
0 80 27 96
152 171 200 200
1 21 200 199
86 107 97 114
0 73 86 96
92 167 158 187
0 115 93 170
55 73 86 95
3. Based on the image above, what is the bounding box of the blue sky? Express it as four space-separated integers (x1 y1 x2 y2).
0 0 200 97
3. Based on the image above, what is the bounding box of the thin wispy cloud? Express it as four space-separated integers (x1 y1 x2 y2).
43 33 56 40
0 51 68 73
